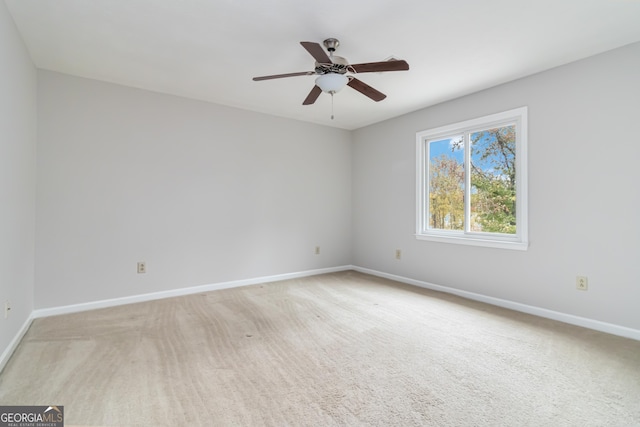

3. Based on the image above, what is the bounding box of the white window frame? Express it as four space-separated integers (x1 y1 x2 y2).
416 107 528 250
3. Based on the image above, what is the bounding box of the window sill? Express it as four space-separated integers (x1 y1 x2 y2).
415 233 528 251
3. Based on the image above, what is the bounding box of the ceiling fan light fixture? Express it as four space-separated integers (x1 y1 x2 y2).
315 73 348 93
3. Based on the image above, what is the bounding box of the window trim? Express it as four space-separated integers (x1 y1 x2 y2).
415 107 528 250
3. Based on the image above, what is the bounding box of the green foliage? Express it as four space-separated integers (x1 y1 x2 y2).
429 155 464 230
470 176 516 234
470 127 516 234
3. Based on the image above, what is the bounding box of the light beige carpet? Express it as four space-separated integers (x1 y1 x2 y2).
1 271 639 426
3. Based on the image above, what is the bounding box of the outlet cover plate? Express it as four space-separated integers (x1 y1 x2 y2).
576 276 588 290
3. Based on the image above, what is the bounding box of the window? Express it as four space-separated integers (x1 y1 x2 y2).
416 107 528 250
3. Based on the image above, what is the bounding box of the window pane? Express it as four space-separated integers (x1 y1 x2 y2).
428 136 464 230
469 125 516 234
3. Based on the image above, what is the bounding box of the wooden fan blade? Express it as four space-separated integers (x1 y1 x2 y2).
302 85 323 105
347 78 386 102
349 59 409 73
253 71 315 81
300 41 332 64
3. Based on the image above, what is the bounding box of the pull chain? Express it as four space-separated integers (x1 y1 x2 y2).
331 92 335 120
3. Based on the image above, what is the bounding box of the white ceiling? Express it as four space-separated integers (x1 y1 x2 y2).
5 0 640 130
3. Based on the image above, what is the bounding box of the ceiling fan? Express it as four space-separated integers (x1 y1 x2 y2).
252 38 410 107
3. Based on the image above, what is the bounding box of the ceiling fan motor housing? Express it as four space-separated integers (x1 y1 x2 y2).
315 56 349 74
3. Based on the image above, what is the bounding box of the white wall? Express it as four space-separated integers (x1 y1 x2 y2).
36 71 352 309
0 1 37 360
352 42 640 331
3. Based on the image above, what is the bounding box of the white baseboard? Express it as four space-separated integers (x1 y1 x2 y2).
32 265 352 319
352 266 640 341
0 315 33 374
6 263 637 373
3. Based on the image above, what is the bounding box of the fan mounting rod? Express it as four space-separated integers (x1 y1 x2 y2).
323 38 340 54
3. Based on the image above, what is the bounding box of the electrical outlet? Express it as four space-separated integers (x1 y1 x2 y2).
137 262 146 274
315 246 320 255
4 301 10 319
395 249 402 260
576 276 588 291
